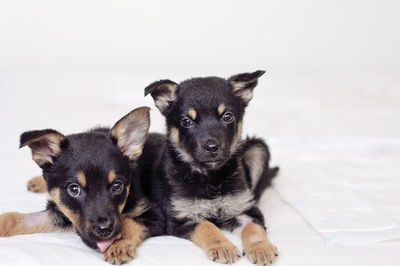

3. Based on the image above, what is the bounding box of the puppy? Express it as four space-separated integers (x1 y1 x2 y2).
141 71 279 265
0 107 164 265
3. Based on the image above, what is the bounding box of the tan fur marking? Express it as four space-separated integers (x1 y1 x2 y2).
0 211 67 237
188 108 197 120
230 121 242 154
124 199 150 218
190 221 240 264
170 126 180 144
237 122 242 138
171 189 254 222
242 223 278 265
169 126 194 163
27 175 47 193
49 188 80 227
76 171 87 188
103 217 147 264
108 170 117 184
118 185 130 214
218 103 226 116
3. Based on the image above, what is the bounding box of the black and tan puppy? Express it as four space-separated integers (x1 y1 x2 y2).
141 71 279 265
0 107 164 265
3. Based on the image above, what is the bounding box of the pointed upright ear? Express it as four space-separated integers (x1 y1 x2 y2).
227 70 266 104
144 79 178 115
111 106 151 161
19 129 65 168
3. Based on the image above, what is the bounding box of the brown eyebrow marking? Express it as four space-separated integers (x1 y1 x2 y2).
218 103 225 115
108 170 117 184
188 108 197 120
76 171 87 187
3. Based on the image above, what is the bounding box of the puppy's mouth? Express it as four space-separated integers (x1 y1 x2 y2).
199 160 225 169
96 233 122 253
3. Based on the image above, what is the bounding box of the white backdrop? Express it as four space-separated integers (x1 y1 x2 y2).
1 1 400 266
1 0 399 74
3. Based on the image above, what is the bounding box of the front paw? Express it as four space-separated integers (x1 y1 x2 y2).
103 239 136 265
0 212 21 237
206 243 241 264
244 241 278 265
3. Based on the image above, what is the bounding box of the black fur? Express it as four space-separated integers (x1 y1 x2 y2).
142 71 279 239
19 108 164 252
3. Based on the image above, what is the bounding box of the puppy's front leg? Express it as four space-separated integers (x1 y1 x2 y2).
190 221 241 264
0 210 66 237
103 217 147 265
241 222 278 265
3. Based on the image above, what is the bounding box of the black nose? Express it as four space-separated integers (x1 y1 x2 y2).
93 215 114 238
203 139 219 153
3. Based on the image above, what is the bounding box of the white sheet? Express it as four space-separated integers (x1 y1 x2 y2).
1 68 400 265
1 189 400 266
271 138 400 246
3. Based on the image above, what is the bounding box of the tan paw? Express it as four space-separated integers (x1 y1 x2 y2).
103 239 136 265
27 176 46 193
206 243 241 264
244 241 278 265
0 212 21 237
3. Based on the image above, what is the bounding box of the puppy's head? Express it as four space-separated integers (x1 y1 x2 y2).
19 107 150 252
145 70 265 170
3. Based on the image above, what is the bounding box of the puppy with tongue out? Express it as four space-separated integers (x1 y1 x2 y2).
97 234 122 253
0 107 165 265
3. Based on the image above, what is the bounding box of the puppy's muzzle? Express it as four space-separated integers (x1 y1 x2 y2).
203 139 219 155
92 214 115 238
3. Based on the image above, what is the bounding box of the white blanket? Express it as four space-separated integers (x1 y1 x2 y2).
1 69 400 265
272 138 400 246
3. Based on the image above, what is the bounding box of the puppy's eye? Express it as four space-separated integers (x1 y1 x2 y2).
67 183 81 198
180 117 193 128
111 180 124 195
222 112 234 123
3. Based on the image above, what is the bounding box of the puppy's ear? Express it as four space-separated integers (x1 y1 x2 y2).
20 129 65 168
144 79 178 115
111 106 150 160
227 70 266 104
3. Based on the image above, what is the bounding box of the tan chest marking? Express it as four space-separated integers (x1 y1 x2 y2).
171 189 255 222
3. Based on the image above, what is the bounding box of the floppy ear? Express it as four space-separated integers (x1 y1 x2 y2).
111 106 150 161
227 70 266 104
19 129 65 168
144 79 178 115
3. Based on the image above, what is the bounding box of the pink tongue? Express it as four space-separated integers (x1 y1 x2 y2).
97 234 121 253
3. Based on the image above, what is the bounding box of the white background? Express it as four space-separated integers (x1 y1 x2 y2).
1 1 400 266
1 0 399 137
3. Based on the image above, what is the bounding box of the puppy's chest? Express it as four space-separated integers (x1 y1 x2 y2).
170 189 255 222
